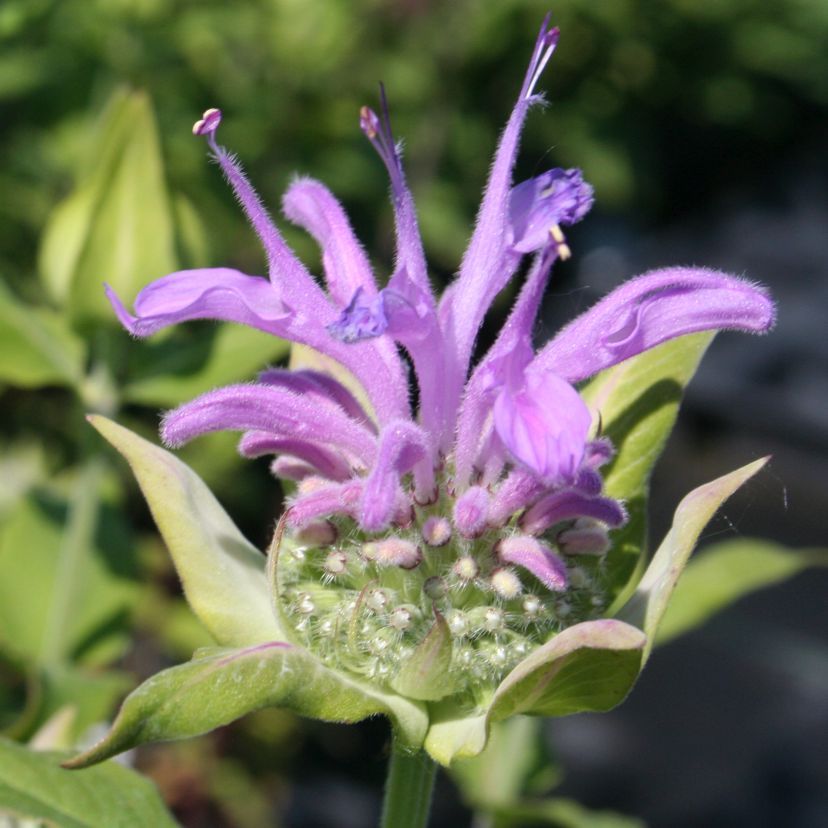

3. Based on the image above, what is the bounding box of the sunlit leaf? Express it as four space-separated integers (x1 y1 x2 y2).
65 642 428 768
0 736 178 827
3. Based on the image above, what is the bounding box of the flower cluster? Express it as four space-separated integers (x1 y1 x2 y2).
107 17 773 703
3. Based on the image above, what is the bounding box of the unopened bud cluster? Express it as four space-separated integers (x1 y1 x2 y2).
276 483 614 699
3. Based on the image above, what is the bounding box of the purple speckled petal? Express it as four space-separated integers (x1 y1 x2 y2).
443 16 560 377
238 432 352 481
359 421 433 531
106 268 289 337
494 369 592 485
520 489 627 536
498 535 568 592
161 384 377 467
533 267 776 383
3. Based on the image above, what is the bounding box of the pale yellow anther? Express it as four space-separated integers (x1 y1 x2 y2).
550 223 566 243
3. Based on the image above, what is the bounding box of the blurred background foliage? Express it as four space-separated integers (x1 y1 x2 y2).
1 0 826 826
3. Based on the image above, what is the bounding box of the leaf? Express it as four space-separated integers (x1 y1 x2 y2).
122 325 289 407
38 88 177 325
424 621 645 766
65 642 428 768
487 797 645 828
656 539 828 646
0 279 85 388
579 333 714 604
618 457 768 661
0 736 178 827
390 611 456 701
88 415 282 647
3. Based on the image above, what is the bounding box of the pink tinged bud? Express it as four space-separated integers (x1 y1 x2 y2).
494 369 592 485
294 520 338 547
453 555 479 582
422 516 452 547
498 535 568 592
363 538 422 569
490 568 523 600
192 107 222 136
453 485 490 538
324 550 348 576
520 489 627 536
557 524 611 556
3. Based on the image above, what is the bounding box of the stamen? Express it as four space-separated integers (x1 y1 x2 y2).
522 16 561 100
192 107 222 137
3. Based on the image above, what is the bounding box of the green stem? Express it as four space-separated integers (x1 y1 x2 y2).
380 736 437 828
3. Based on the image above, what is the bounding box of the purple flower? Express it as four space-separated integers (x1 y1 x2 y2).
107 17 774 689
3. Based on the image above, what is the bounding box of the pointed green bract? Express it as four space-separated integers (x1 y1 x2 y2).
88 415 281 647
656 538 828 646
579 332 714 603
618 457 769 661
65 642 428 769
38 88 177 325
0 736 177 828
390 611 456 701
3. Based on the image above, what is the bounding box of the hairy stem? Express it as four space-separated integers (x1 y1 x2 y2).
380 734 437 828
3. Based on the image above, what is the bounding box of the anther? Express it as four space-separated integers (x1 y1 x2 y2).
192 107 222 137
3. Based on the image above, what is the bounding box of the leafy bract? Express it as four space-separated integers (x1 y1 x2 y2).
0 278 85 388
390 611 456 701
0 736 177 827
579 332 714 603
656 538 828 646
38 88 177 325
618 457 769 661
88 416 281 647
65 642 428 769
424 621 645 766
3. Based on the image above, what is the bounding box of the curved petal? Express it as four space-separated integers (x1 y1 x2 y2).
498 535 568 591
238 432 352 481
493 370 592 485
106 268 289 337
161 384 377 467
533 267 776 383
520 489 627 536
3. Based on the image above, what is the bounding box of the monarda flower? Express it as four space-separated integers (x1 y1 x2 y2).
80 16 773 769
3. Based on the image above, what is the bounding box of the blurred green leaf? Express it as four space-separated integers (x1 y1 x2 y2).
65 642 428 769
123 325 289 408
0 735 178 827
656 538 828 646
486 797 645 828
579 333 714 606
618 457 768 662
88 415 283 647
0 279 85 388
38 88 177 325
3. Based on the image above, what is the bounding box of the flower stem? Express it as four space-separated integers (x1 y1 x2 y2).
380 736 437 828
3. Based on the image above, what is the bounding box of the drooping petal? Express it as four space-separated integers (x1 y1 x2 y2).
493 369 592 485
533 267 776 383
488 469 545 526
106 268 289 337
258 368 374 428
508 168 593 254
359 421 433 531
287 480 363 528
238 432 352 481
520 489 627 536
161 384 377 467
442 16 560 376
498 535 568 592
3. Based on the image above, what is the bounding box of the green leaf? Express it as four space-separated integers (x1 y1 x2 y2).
618 457 768 662
38 88 177 325
656 538 828 646
0 279 85 388
65 643 428 768
122 325 289 407
0 472 138 668
0 736 178 827
424 621 645 766
390 611 456 701
88 415 281 648
487 797 645 828
579 333 714 604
